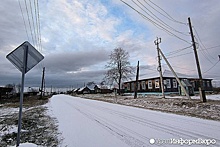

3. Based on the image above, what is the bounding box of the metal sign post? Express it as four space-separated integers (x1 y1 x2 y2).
16 45 28 146
6 41 44 147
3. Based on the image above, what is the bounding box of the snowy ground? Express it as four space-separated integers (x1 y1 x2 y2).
79 93 220 121
0 97 60 146
47 94 220 147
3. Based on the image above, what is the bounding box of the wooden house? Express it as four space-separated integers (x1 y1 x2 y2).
77 86 91 94
0 87 13 99
94 85 112 94
123 70 213 95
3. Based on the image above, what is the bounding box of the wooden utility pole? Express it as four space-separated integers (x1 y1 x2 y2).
188 17 206 102
134 61 139 99
40 67 45 98
154 37 165 98
158 48 191 99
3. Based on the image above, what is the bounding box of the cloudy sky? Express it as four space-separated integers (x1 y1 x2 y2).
0 0 220 88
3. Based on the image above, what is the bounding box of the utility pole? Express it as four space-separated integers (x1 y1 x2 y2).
188 17 206 102
158 48 191 99
134 61 139 99
154 37 165 98
51 85 52 95
40 67 45 99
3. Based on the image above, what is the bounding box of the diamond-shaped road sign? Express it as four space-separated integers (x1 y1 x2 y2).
6 41 44 147
6 41 44 73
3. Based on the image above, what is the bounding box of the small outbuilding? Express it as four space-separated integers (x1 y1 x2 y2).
77 86 91 94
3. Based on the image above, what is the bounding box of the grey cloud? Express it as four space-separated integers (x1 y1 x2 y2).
44 49 109 73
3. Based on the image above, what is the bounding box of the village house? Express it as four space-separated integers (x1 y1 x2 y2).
122 70 213 96
0 87 13 99
94 85 113 94
77 86 92 94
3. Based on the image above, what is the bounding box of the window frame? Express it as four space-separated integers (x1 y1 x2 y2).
148 80 152 89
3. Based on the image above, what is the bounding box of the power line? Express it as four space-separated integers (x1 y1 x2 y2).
193 26 216 60
18 0 30 41
34 0 40 52
29 0 37 47
165 45 192 56
194 37 214 64
203 61 219 74
167 51 193 59
147 0 188 25
120 0 191 44
24 0 35 45
37 0 43 53
203 44 220 50
35 0 44 69
135 0 189 36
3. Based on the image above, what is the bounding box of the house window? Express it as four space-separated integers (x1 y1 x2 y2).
207 81 210 87
131 82 134 91
173 79 177 88
166 79 171 88
138 82 140 90
155 79 160 88
191 81 195 88
141 81 146 90
126 83 130 90
203 80 206 87
148 80 152 89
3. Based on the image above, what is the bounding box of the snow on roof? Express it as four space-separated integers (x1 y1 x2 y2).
87 85 94 90
73 88 79 92
78 87 86 92
95 84 111 89
78 86 91 92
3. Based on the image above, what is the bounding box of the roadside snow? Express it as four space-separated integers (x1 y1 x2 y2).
10 143 38 147
47 94 220 147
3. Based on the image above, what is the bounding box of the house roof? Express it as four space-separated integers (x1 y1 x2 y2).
95 84 111 89
73 88 79 92
78 86 90 92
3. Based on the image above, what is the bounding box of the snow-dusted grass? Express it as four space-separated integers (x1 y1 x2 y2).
48 94 220 147
79 93 220 121
0 97 60 146
10 143 38 147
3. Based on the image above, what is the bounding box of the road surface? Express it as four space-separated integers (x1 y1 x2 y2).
47 95 220 147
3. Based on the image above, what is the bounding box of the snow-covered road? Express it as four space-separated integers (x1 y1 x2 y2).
47 95 220 147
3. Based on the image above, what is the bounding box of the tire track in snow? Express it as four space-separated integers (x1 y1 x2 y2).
72 98 220 146
63 100 148 147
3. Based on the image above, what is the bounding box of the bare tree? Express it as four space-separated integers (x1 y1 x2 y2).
105 47 133 95
87 81 96 86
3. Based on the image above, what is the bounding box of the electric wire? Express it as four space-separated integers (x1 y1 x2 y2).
194 36 214 64
18 0 30 41
203 44 220 50
35 0 44 69
136 0 189 36
165 45 192 56
166 51 193 59
37 0 43 53
193 26 216 60
203 61 219 74
34 0 40 52
144 0 188 25
29 0 37 48
121 0 191 44
24 0 35 45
